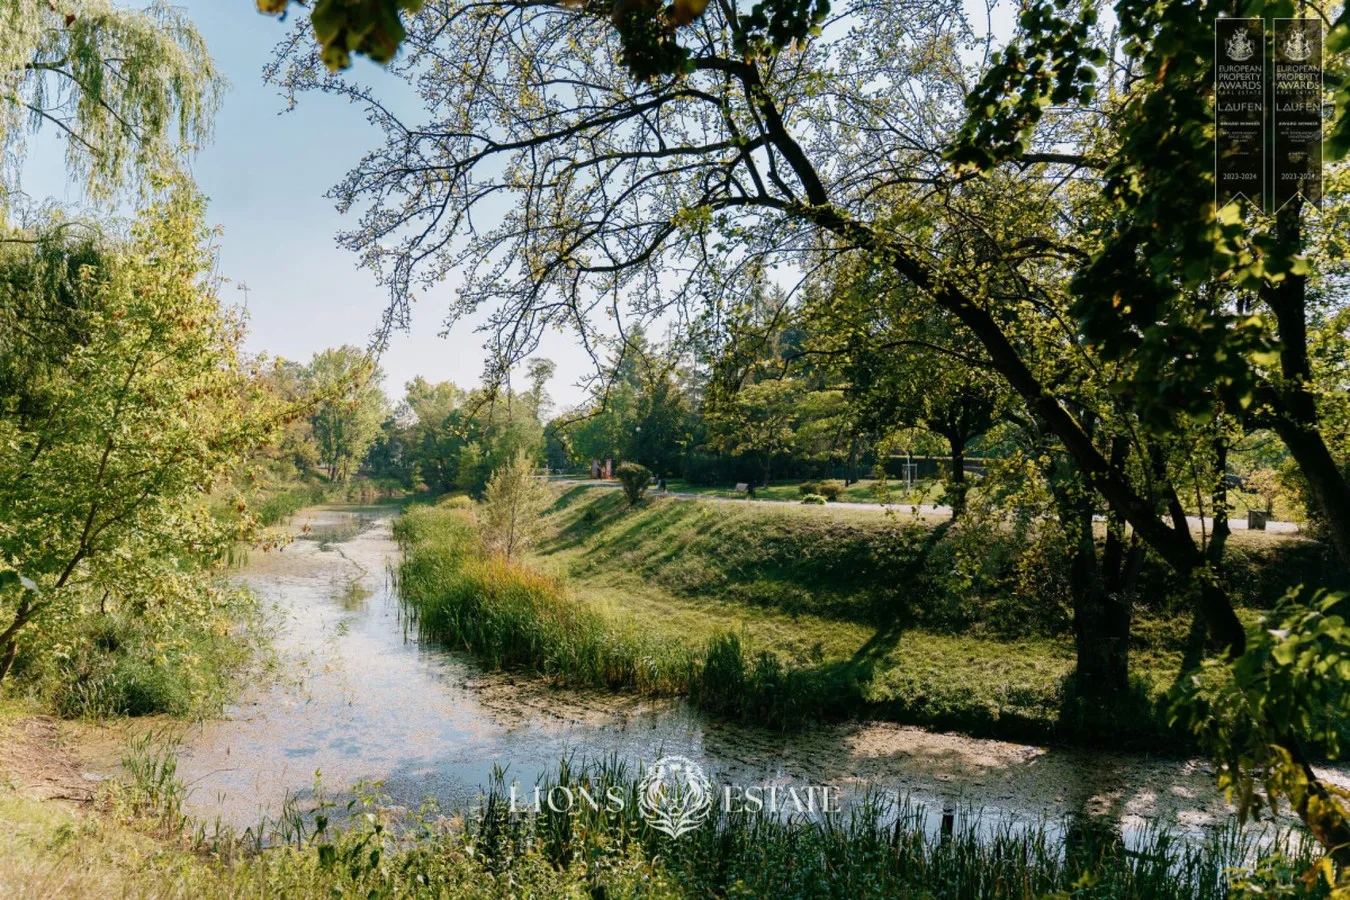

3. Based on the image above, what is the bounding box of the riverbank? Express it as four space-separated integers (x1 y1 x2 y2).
2 503 1335 897
400 487 1345 746
3 746 1320 899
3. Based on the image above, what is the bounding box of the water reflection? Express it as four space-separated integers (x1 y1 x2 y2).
172 507 1341 847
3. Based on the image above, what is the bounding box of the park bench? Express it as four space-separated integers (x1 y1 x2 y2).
734 483 749 493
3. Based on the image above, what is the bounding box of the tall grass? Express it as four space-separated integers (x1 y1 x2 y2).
254 483 333 526
458 758 1324 899
396 505 843 725
396 505 695 695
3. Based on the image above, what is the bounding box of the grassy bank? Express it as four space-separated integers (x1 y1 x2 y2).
399 488 1346 744
0 747 1322 898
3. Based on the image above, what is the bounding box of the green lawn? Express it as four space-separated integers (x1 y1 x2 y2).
662 477 943 505
525 486 1299 743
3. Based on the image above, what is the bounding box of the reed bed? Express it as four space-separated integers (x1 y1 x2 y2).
451 757 1324 899
395 504 855 727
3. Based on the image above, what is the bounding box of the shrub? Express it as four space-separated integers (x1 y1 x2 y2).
24 584 265 720
482 450 552 558
818 479 845 501
797 480 821 496
614 462 652 506
801 493 827 505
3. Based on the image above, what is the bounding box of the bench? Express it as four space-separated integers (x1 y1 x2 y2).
734 483 750 493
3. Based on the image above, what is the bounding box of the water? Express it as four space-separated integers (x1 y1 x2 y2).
174 507 1344 842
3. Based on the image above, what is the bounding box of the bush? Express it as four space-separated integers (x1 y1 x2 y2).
801 493 827 505
797 480 821 496
19 584 265 720
482 450 552 557
818 479 845 501
615 461 652 506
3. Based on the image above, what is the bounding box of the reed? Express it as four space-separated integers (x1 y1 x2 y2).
396 505 695 696
458 757 1324 899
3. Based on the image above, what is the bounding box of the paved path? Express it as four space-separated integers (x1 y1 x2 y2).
552 479 1301 535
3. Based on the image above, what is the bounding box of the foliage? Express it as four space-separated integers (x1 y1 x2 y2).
1245 469 1284 517
563 335 692 478
306 346 387 484
1175 590 1350 887
800 493 826 505
481 450 552 558
1 0 222 212
257 0 826 81
817 479 844 501
707 380 800 486
0 188 280 685
614 461 652 506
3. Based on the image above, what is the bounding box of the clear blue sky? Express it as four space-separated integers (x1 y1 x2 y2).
22 1 588 411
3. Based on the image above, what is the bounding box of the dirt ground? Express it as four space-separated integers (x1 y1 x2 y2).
0 716 98 805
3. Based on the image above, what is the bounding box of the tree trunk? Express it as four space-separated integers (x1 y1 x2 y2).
1263 207 1350 570
947 436 966 519
1206 437 1232 567
0 639 16 684
1059 471 1130 697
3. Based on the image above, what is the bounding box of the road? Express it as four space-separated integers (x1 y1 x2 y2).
552 479 1302 535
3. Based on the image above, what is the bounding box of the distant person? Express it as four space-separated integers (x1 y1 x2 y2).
747 483 756 499
657 476 666 492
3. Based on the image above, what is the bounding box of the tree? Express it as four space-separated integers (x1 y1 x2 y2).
482 449 552 558
2 0 222 213
523 358 556 422
615 461 652 505
0 188 279 682
269 0 1350 868
307 346 388 483
708 379 798 487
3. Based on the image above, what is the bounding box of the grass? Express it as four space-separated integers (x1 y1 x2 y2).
396 503 863 728
395 504 695 696
397 486 1344 745
0 748 1325 898
660 476 944 505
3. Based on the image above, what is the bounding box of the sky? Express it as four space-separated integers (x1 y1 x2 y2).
21 1 593 410
20 1 1013 413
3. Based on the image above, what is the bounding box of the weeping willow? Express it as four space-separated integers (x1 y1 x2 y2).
0 0 223 214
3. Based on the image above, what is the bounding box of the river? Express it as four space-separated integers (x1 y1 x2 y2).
170 506 1339 843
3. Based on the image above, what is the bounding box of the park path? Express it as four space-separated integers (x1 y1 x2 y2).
553 479 1302 536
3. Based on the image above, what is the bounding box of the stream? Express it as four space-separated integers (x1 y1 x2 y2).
172 506 1343 844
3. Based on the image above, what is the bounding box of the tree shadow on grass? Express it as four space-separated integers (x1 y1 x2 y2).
844 520 955 680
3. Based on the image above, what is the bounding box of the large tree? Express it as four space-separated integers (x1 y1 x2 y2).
307 346 388 483
2 0 221 212
0 189 278 682
266 0 1350 868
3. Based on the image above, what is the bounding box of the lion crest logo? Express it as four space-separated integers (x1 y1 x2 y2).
1225 29 1255 62
638 755 714 838
1282 27 1313 62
